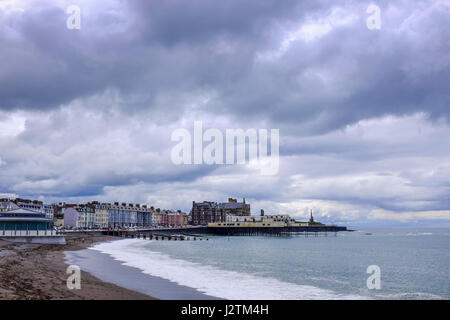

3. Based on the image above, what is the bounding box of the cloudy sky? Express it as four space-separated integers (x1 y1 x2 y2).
0 0 449 227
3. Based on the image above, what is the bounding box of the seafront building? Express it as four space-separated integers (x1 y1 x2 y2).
151 209 189 227
63 204 95 229
2 196 262 230
191 201 223 225
219 214 309 227
93 202 109 228
53 205 65 227
0 199 19 212
58 202 152 229
221 198 251 216
0 199 54 233
107 202 153 228
0 198 64 244
2 196 251 228
58 202 189 229
210 211 323 228
166 210 189 227
1 198 55 220
190 198 250 225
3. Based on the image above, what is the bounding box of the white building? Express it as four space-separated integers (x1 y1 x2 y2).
63 205 95 229
221 214 309 227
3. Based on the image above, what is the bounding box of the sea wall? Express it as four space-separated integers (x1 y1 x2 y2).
0 236 66 245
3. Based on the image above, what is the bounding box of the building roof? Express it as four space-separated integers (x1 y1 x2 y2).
220 202 246 209
194 201 219 207
0 201 20 211
0 216 52 222
0 207 45 216
0 207 51 222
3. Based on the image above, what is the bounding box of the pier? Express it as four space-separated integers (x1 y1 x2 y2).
205 225 347 236
89 224 347 239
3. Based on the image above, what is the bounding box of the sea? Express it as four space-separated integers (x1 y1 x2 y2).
65 228 450 300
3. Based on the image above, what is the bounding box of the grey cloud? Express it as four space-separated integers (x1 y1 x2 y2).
1 0 448 134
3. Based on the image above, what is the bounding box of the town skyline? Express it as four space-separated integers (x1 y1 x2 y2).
1 193 448 228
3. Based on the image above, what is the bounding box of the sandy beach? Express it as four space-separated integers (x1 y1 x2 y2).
0 233 156 300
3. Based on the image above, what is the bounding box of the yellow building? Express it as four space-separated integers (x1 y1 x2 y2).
93 203 109 229
53 217 65 227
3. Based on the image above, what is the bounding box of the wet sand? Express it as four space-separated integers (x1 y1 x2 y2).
66 244 219 300
0 233 155 300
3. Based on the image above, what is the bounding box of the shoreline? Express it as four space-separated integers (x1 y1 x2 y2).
66 240 220 300
0 233 156 300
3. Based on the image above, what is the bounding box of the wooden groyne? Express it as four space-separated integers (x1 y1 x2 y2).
100 227 210 241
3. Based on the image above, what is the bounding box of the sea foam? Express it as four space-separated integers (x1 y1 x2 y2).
90 239 367 300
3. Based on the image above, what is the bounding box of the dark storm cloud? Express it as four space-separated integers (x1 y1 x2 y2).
130 0 320 46
1 0 448 133
0 3 148 111
216 19 449 133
